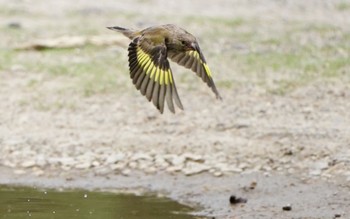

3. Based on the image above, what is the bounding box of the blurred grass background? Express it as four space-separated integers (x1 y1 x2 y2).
0 0 349 101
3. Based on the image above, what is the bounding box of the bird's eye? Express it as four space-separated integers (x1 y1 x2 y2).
181 40 186 45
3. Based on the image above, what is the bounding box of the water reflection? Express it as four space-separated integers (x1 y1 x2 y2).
0 185 197 219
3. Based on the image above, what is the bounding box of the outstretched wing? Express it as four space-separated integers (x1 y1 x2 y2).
128 37 183 113
168 44 222 99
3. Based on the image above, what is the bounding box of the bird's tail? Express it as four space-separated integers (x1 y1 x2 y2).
107 26 138 39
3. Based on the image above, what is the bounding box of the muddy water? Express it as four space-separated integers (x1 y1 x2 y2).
0 185 197 219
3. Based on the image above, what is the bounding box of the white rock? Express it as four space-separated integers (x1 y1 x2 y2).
21 160 36 168
35 155 47 167
59 157 75 166
111 163 126 170
33 169 44 176
182 162 210 176
14 169 26 175
131 153 153 161
183 153 203 162
121 169 131 176
92 161 100 167
313 161 329 170
144 167 157 174
154 157 169 169
213 171 223 177
166 166 183 173
75 162 91 169
105 153 125 164
128 161 137 169
309 169 321 176
170 155 186 166
3 161 16 168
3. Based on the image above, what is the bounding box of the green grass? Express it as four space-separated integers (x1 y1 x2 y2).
336 2 350 11
1 9 349 103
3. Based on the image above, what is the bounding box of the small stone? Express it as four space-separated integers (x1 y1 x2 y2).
249 181 257 190
75 162 91 169
184 153 203 162
92 161 100 167
282 204 292 211
33 169 44 176
121 169 131 176
128 161 137 169
131 153 152 161
182 162 210 176
144 167 156 174
94 167 110 176
313 161 329 170
105 153 125 164
21 160 36 168
334 213 341 218
166 166 183 173
154 157 169 169
111 163 125 170
309 169 321 176
59 157 75 166
170 155 186 166
229 195 247 205
213 171 223 177
14 169 26 175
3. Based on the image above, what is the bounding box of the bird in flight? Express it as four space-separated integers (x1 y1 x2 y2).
107 24 221 113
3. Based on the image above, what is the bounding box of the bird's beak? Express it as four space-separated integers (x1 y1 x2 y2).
190 42 199 51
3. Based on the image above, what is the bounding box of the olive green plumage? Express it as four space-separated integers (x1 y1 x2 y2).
107 24 221 113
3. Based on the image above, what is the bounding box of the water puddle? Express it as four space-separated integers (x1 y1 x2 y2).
0 185 199 219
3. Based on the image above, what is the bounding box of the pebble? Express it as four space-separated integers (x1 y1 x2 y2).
166 166 183 173
282 204 292 211
33 169 44 176
111 163 126 170
182 162 210 176
213 171 223 177
183 153 204 162
75 163 91 169
92 161 100 167
131 153 152 161
105 154 125 164
1 144 349 179
21 160 36 168
14 169 26 175
121 169 131 176
229 195 247 205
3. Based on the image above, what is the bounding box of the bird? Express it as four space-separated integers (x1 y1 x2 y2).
107 24 221 113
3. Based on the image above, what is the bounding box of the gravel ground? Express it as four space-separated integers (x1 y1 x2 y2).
1 0 350 218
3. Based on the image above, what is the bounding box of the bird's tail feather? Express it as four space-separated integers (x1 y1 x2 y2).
107 26 137 39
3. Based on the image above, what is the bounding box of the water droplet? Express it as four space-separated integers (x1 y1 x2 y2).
53 211 56 214
84 194 88 198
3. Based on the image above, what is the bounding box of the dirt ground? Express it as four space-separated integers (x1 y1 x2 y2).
0 0 350 218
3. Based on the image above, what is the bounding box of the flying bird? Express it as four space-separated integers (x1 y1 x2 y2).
107 24 221 113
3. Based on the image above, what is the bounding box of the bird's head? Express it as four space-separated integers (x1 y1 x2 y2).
165 32 199 52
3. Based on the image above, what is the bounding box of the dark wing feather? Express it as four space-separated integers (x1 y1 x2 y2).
128 37 183 113
168 45 222 100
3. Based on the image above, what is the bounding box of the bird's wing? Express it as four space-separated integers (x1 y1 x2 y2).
128 36 183 113
168 45 222 99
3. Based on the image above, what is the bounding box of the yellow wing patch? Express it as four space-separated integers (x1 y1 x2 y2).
136 47 171 85
188 50 212 78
